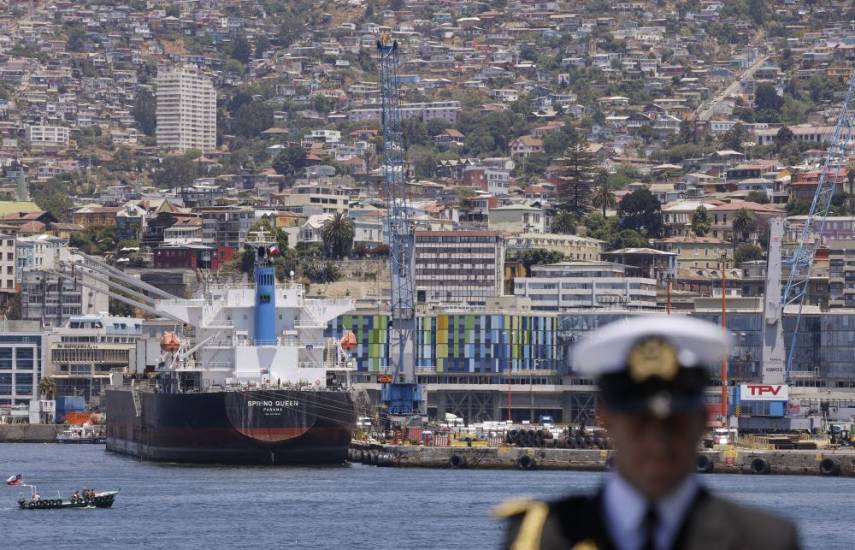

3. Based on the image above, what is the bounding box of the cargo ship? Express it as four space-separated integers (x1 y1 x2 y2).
105 239 357 465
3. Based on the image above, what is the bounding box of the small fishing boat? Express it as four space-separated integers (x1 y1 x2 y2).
17 486 118 510
56 425 106 444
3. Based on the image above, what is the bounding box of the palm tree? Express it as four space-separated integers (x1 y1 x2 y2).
38 376 56 400
732 209 757 245
321 212 355 259
591 170 616 217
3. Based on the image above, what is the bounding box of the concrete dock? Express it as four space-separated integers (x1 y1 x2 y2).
0 424 61 443
349 443 855 477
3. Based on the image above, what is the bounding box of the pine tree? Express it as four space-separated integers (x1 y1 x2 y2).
555 135 595 217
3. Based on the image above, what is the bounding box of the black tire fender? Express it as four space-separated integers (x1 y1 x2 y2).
449 454 466 468
518 454 536 470
819 457 841 476
696 454 714 474
750 457 771 475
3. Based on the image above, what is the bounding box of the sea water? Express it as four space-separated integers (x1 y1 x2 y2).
3 444 853 549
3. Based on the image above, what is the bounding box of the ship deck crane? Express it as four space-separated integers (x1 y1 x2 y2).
782 72 855 379
376 33 424 417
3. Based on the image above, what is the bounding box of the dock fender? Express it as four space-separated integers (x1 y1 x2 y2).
696 454 714 474
749 457 771 475
518 454 536 470
449 453 467 468
819 457 841 476
369 451 378 465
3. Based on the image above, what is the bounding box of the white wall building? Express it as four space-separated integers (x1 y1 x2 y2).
16 235 70 282
0 234 15 294
26 125 70 148
414 231 505 305
488 204 546 234
156 66 217 152
514 262 658 311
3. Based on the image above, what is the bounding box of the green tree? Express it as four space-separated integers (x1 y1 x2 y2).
231 102 273 137
691 205 711 237
746 191 770 204
153 154 197 189
303 261 341 283
38 376 57 400
255 35 271 59
678 120 696 144
34 190 73 222
230 33 252 64
511 248 565 271
591 170 616 217
774 126 794 149
66 26 86 52
555 135 595 216
755 83 783 112
720 123 747 151
132 89 156 136
272 144 308 190
618 188 664 238
321 212 355 258
609 229 649 250
550 211 576 234
582 212 620 243
732 209 758 243
735 243 763 265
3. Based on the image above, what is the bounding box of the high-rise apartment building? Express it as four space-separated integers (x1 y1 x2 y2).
414 230 505 305
156 66 216 152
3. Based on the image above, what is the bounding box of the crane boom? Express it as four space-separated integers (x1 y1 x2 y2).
376 33 424 417
782 72 855 377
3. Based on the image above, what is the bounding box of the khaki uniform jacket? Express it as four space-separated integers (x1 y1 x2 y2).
497 487 800 550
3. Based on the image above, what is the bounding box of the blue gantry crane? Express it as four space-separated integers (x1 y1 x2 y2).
782 72 855 378
376 33 424 417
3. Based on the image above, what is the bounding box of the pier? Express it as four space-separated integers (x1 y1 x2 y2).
349 443 855 477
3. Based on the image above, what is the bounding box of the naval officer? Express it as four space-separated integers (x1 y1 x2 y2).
497 316 800 550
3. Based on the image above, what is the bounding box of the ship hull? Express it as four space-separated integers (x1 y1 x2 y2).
106 389 355 465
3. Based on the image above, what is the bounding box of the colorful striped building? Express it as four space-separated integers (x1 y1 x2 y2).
326 313 557 374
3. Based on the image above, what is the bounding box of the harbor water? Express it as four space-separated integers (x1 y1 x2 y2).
3 444 855 550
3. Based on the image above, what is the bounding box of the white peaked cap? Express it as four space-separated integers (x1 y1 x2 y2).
573 316 732 376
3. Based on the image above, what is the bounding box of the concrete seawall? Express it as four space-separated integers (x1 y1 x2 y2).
349 444 855 477
0 424 61 443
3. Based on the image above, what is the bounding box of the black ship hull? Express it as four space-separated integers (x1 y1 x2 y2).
106 389 355 465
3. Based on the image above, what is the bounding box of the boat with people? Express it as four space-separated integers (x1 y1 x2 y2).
56 424 106 444
17 487 118 510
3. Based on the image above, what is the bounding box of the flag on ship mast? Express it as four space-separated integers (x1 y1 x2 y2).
5 474 23 486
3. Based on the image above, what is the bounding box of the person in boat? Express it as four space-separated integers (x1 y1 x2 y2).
72 490 80 503
496 316 801 550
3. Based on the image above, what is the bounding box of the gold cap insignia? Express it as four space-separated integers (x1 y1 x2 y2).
628 337 679 382
571 540 600 550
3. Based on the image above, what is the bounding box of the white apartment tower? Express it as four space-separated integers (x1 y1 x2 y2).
156 66 217 152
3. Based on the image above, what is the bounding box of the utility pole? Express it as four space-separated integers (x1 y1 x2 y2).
720 254 728 422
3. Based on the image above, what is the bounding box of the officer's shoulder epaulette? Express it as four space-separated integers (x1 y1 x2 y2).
493 499 552 550
492 498 545 519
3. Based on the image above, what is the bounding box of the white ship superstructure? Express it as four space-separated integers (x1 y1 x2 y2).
156 282 353 387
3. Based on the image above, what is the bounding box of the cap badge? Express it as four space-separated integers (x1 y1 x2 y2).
628 337 679 382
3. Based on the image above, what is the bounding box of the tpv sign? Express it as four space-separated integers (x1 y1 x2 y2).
739 384 789 402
